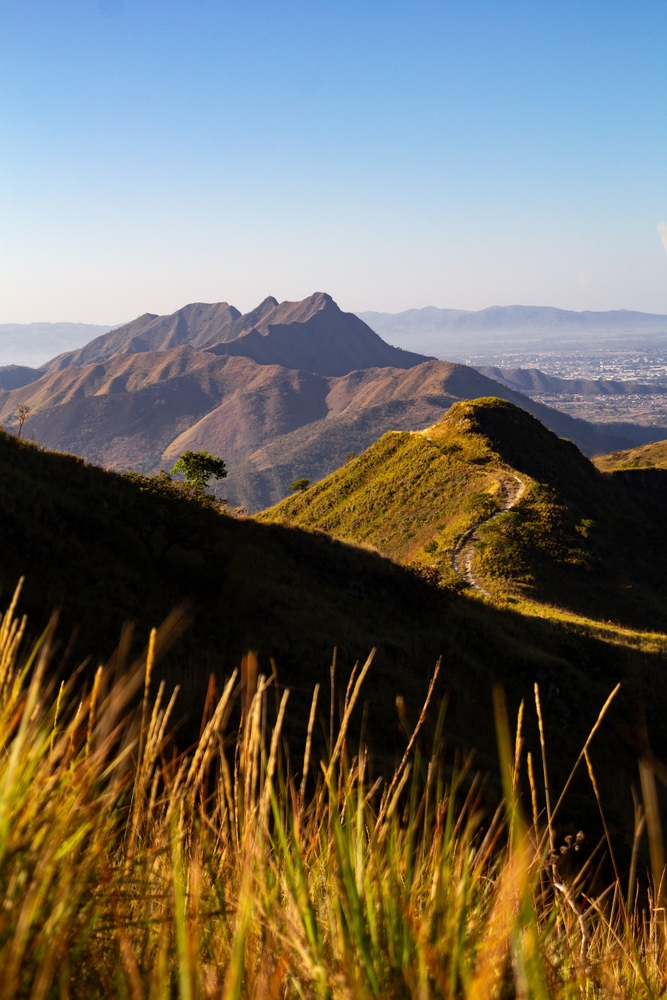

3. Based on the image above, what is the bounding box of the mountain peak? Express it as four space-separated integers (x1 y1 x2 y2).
429 397 595 489
39 292 432 379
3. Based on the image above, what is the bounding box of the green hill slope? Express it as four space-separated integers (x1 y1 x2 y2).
0 425 663 757
259 397 667 631
593 438 667 472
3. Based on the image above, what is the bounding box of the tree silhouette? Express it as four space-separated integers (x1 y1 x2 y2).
15 404 30 439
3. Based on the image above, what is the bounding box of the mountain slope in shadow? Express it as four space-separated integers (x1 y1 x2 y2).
0 427 666 825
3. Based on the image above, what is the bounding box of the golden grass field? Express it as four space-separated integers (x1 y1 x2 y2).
2 576 667 1000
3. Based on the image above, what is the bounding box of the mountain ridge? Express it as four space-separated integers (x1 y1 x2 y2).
259 397 667 630
38 292 430 378
476 366 667 397
2 292 666 512
358 304 667 357
4 347 663 509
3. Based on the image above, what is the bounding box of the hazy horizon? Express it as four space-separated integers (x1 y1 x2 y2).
3 300 667 331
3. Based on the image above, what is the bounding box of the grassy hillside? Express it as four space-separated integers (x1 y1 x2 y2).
224 362 658 509
594 437 667 471
259 397 667 631
2 427 667 798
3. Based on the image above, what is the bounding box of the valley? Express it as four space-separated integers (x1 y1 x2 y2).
2 293 666 512
2 293 667 810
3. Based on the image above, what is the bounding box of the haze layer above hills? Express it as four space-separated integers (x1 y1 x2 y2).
0 322 114 370
358 305 667 358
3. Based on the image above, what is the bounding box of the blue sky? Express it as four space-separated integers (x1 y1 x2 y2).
1 0 666 322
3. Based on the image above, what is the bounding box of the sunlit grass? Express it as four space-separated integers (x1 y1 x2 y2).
0 580 666 998
460 588 667 655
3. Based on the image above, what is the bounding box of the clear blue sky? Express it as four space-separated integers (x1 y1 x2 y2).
1 0 666 322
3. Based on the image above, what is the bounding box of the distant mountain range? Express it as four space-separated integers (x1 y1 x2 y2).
5 303 667 371
1 293 666 511
357 305 667 358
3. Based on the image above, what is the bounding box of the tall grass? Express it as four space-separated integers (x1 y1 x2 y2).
0 582 665 998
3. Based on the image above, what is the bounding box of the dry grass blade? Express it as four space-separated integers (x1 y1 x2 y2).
299 683 319 822
377 657 441 826
639 757 666 918
326 647 375 780
548 682 621 829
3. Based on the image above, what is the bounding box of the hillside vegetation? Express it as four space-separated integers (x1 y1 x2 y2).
260 397 667 631
1 606 666 997
1 427 667 794
4 412 667 996
594 437 667 471
2 351 647 512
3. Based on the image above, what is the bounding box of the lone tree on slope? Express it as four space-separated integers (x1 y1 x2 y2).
290 478 310 492
171 450 227 492
15 404 30 439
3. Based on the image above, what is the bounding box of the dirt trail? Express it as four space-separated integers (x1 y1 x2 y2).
451 474 526 597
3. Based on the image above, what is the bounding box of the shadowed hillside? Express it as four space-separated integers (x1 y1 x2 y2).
1 428 667 795
259 397 667 631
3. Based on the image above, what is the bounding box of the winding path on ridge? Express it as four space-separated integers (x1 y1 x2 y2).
451 474 526 597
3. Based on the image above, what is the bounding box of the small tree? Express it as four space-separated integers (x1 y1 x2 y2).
170 450 227 492
15 404 30 439
290 478 310 492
